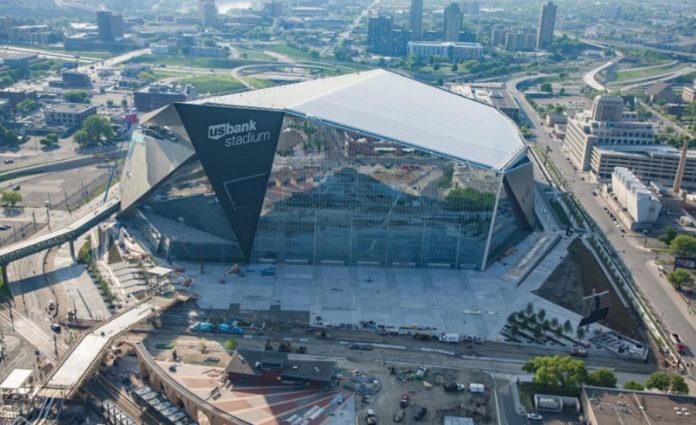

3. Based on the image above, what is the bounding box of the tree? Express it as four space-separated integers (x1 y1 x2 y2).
669 234 696 256
199 339 207 353
667 269 694 290
538 308 546 321
451 63 458 72
224 338 237 351
563 320 573 334
540 82 553 93
659 226 679 245
559 87 566 95
623 381 644 391
39 133 59 148
576 327 586 340
310 50 319 59
80 115 114 145
669 375 689 395
16 99 36 114
645 372 671 392
1 191 21 207
202 38 217 47
2 129 19 145
586 368 617 388
106 99 114 108
64 90 90 103
73 129 89 146
121 98 128 108
522 355 588 391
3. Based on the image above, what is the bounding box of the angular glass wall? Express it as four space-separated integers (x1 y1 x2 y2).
250 115 509 269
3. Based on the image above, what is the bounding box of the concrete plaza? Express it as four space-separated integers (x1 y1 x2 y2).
171 230 591 340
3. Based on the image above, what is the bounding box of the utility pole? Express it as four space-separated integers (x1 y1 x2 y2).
53 333 58 359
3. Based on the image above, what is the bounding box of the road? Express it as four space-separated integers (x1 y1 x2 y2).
583 53 623 91
321 0 381 56
506 75 696 383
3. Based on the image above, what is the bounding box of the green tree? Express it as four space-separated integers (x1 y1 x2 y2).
576 327 586 340
2 129 19 145
669 234 696 256
106 99 114 108
669 375 689 395
563 320 573 334
202 38 217 47
667 269 694 290
121 98 128 108
64 90 90 103
522 355 588 391
586 368 617 388
224 338 238 351
540 82 553 93
623 381 644 391
645 372 671 392
80 115 114 145
537 308 546 321
39 133 59 148
73 129 89 146
1 191 21 207
451 63 458 72
310 50 319 59
659 226 679 245
16 99 36 114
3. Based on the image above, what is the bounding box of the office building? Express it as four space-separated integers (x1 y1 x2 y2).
201 1 218 27
62 71 91 88
460 1 480 15
8 25 61 45
582 386 696 425
391 29 411 56
443 3 462 42
458 29 476 43
504 30 536 51
190 46 228 57
118 70 535 270
45 103 97 127
536 1 557 49
133 83 196 112
97 11 123 42
263 1 284 17
564 95 654 171
367 14 394 55
611 167 661 227
490 27 506 46
407 41 482 62
409 0 423 40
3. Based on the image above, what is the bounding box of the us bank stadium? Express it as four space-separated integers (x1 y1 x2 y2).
118 69 536 270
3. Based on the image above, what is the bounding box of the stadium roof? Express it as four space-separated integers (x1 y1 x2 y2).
196 69 526 171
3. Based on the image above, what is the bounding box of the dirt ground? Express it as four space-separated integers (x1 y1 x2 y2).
534 238 644 340
353 361 496 425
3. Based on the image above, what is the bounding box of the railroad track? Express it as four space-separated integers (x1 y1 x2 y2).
87 373 161 425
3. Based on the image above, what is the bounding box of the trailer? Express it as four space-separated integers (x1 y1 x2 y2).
439 333 459 343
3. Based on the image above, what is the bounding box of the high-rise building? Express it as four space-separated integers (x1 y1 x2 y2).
200 0 218 27
536 1 557 49
460 1 480 15
564 96 654 171
367 13 393 55
504 30 536 51
96 11 123 42
443 3 462 42
409 0 423 41
392 29 411 56
490 27 506 46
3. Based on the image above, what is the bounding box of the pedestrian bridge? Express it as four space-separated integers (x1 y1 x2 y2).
0 199 120 279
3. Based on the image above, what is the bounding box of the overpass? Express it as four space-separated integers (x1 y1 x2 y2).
0 198 120 283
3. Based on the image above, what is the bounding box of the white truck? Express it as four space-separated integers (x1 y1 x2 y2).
439 333 459 343
469 383 485 393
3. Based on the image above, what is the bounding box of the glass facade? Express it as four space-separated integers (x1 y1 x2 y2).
121 107 534 270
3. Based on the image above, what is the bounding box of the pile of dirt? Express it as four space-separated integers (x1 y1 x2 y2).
534 238 644 340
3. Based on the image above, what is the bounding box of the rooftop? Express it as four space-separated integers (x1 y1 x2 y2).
583 386 696 425
47 103 95 114
0 368 32 391
225 349 336 383
196 69 526 171
594 144 696 159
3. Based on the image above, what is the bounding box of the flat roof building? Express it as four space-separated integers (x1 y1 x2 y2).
453 83 519 122
407 41 482 62
565 96 654 171
611 167 661 228
582 386 696 425
119 70 535 270
134 83 196 113
45 103 97 127
225 350 336 388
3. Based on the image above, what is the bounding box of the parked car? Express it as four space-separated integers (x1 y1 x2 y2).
526 412 543 421
3 159 14 164
50 323 61 332
11 184 20 191
414 408 427 421
393 409 404 423
48 300 56 311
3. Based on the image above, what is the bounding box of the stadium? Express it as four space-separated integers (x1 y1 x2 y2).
118 69 535 270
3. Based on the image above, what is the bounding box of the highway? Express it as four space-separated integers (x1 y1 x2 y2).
583 53 623 91
506 74 696 383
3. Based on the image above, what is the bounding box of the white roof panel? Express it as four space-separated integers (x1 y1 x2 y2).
0 368 32 390
198 69 526 170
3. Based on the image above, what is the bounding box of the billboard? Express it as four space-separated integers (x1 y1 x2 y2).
578 290 610 328
174 103 285 260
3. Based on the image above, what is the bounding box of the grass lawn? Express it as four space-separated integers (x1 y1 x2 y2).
243 77 276 89
128 54 249 69
179 75 246 94
232 45 275 61
265 44 317 61
614 62 687 82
